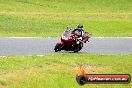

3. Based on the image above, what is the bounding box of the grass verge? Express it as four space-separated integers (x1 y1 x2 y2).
0 53 132 88
0 0 132 37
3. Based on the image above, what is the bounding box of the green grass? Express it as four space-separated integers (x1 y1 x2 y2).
0 0 132 37
0 0 132 13
0 54 132 88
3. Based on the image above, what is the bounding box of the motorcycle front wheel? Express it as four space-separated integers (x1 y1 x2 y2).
54 43 63 52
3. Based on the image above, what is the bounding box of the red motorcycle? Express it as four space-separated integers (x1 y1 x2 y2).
54 27 91 52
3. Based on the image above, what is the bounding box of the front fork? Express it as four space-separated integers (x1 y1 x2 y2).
57 40 65 50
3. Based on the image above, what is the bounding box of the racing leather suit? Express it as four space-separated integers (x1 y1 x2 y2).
73 28 84 44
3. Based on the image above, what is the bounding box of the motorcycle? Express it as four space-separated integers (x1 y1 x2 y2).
54 27 91 52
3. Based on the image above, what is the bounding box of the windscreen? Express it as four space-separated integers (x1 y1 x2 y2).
63 29 72 37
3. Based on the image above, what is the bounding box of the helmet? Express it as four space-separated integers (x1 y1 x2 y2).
77 24 83 29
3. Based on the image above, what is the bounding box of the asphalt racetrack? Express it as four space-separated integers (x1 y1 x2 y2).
0 37 132 56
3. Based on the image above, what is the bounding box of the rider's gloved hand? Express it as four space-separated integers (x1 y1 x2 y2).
76 41 80 44
78 37 82 40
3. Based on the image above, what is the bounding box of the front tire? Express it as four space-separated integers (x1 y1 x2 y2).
54 44 63 52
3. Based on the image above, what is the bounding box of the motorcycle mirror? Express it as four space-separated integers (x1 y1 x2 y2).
67 26 69 29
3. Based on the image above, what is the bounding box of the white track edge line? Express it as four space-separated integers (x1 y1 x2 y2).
4 37 132 39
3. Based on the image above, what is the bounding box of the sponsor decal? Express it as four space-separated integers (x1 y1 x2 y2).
76 66 131 85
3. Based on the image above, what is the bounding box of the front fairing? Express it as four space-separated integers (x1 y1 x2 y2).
61 29 73 40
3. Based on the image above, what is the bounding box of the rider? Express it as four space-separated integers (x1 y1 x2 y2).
72 24 84 41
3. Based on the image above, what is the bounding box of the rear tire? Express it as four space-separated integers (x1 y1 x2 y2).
74 44 83 52
54 44 63 52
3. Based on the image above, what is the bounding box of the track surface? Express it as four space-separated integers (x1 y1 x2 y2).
0 37 132 56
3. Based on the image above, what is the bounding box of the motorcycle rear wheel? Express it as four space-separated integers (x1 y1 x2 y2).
74 44 83 52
